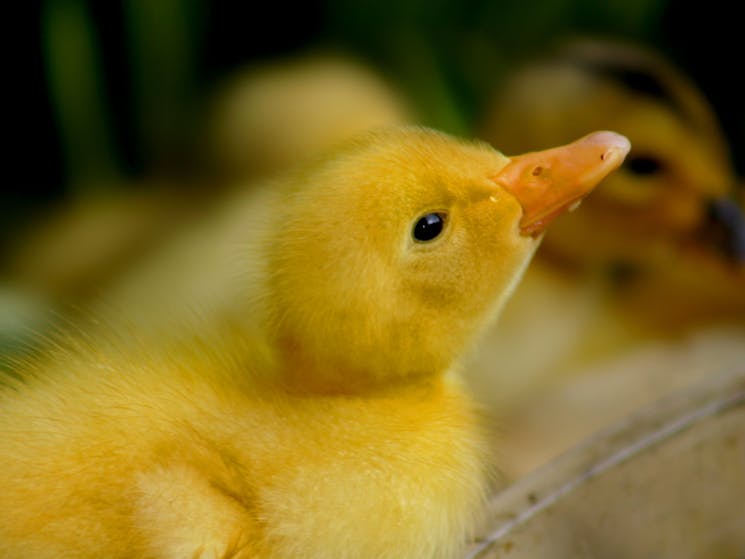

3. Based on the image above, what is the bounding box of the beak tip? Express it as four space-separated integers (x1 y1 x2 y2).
590 131 632 164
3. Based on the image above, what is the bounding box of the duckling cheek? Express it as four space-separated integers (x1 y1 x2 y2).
474 190 529 242
468 196 541 282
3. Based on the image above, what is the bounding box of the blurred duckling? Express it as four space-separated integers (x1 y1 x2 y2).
0 126 629 558
1 52 411 355
470 38 745 476
203 51 412 181
481 38 741 276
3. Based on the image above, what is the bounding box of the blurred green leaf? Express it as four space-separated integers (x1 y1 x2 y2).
124 0 205 172
42 0 122 192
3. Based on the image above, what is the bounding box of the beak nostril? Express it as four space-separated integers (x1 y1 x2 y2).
531 166 543 177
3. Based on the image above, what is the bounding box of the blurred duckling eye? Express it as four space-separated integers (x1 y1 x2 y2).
413 212 447 242
624 154 663 176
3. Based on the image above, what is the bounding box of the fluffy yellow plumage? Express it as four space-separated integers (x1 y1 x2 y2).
0 126 628 558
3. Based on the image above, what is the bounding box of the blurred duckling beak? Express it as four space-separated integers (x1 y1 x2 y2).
494 131 631 236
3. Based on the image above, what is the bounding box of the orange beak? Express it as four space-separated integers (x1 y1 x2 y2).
493 131 631 236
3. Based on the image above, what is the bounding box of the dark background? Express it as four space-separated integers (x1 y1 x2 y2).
5 1 743 242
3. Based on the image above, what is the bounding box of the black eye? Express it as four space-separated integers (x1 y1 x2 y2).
624 155 663 176
413 212 446 242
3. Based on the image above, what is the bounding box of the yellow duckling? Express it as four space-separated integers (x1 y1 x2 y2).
204 51 412 181
481 38 739 276
0 126 628 558
470 38 745 476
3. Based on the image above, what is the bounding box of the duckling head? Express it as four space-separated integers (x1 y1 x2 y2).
259 127 628 393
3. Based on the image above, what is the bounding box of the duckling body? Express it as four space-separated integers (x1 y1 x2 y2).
0 127 628 557
0 344 486 558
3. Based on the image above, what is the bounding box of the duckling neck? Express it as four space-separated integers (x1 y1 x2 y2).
275 340 441 397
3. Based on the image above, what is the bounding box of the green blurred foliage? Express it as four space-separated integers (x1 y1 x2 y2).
4 0 743 237
41 0 121 190
325 0 668 133
36 0 672 188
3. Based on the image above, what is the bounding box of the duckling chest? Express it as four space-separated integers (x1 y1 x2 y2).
251 388 490 558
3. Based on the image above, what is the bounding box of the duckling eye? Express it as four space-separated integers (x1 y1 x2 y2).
624 155 663 176
413 212 447 242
